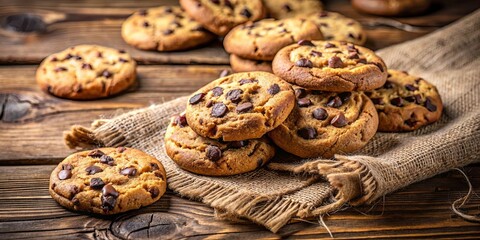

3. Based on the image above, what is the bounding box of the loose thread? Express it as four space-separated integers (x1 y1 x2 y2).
451 168 480 223
319 214 334 239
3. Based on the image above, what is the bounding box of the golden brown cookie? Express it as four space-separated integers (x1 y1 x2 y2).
230 54 272 73
185 71 295 141
269 87 378 158
224 18 323 61
49 148 167 215
352 0 431 17
272 40 387 92
165 114 275 176
121 6 215 51
365 69 443 132
262 0 323 19
307 11 366 45
180 0 266 36
36 45 136 100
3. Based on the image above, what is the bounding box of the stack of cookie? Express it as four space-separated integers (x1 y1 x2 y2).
164 72 295 176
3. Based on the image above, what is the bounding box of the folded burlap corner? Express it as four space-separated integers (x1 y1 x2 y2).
64 10 480 232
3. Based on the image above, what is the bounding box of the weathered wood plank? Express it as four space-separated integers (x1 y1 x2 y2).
0 65 229 162
0 0 478 64
0 165 478 239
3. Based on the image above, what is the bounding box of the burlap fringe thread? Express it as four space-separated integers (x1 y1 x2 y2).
64 122 376 232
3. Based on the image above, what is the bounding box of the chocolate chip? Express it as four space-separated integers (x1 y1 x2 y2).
312 108 328 120
268 84 280 95
371 97 384 105
211 103 228 118
51 56 58 62
100 155 114 165
206 145 222 161
240 8 252 18
149 187 160 198
172 21 183 28
102 184 119 198
54 67 67 72
219 69 230 78
143 21 150 27
206 100 214 107
424 97 437 112
239 78 257 85
164 7 173 13
119 58 128 63
295 58 313 68
357 58 367 64
174 114 188 127
364 91 372 97
348 52 359 59
191 26 207 32
339 92 351 103
383 81 394 89
230 140 248 148
224 0 233 9
257 159 264 168
102 195 116 211
138 9 148 15
63 164 73 170
82 63 93 70
97 52 103 58
90 178 105 189
372 62 384 72
298 40 315 46
226 89 243 103
209 87 223 97
120 167 137 176
88 149 105 158
390 97 403 107
236 102 253 113
64 54 73 60
325 42 336 48
102 70 112 78
347 44 358 52
85 165 103 175
328 56 344 68
163 29 174 35
331 113 348 127
405 84 418 91
297 98 312 107
297 127 317 139
405 118 416 127
310 50 322 57
58 170 71 180
326 96 342 108
283 4 292 12
117 146 127 153
404 94 422 104
295 88 307 98
347 21 354 26
72 197 80 205
348 33 356 39
189 93 205 105
118 49 126 54
319 11 328 17
150 163 160 171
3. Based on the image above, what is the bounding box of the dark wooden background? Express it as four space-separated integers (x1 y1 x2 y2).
0 0 479 239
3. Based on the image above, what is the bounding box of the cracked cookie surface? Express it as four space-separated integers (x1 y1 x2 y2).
165 114 275 176
230 54 272 73
224 18 323 61
36 45 136 100
273 40 387 92
262 0 323 19
307 11 366 45
185 71 295 141
49 148 167 215
268 87 378 158
121 6 215 51
180 0 266 36
365 69 443 132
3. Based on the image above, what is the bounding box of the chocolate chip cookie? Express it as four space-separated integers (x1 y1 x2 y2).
272 40 387 92
36 45 136 100
165 114 275 176
365 69 443 132
230 54 272 73
49 148 166 215
262 0 324 19
121 6 215 51
224 18 323 61
308 11 366 45
185 71 295 141
269 87 378 158
352 0 431 17
180 0 266 36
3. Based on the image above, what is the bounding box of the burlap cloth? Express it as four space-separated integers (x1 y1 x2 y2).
64 10 480 232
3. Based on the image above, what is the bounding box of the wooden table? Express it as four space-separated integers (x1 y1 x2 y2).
1 0 479 238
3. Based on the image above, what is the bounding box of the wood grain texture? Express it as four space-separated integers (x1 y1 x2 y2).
0 164 478 239
0 0 478 64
